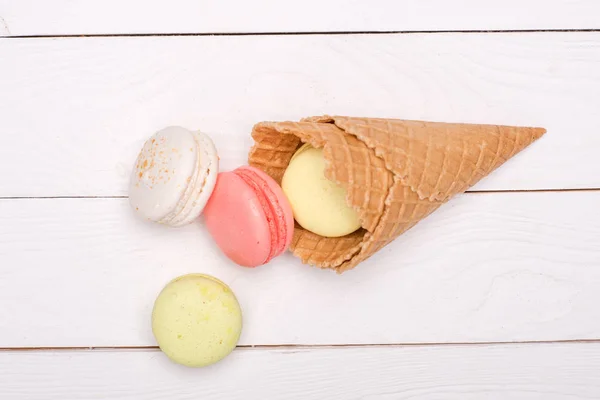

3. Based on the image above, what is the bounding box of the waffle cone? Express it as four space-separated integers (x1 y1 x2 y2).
249 116 546 273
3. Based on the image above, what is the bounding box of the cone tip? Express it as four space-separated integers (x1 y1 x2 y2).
530 126 547 141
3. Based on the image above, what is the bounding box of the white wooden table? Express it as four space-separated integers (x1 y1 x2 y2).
1 1 599 399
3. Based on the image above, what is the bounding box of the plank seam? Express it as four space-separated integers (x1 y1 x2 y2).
2 338 600 352
3 28 600 39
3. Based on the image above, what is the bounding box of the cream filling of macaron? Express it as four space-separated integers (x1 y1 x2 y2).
156 134 202 225
158 131 215 226
169 132 218 226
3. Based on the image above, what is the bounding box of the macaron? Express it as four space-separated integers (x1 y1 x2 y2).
282 144 361 237
203 166 294 267
129 126 219 227
152 273 242 368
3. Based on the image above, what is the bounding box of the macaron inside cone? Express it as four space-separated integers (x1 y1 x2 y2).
129 126 219 227
282 143 361 238
204 166 294 267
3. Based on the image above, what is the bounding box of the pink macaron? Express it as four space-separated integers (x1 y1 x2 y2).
203 166 294 267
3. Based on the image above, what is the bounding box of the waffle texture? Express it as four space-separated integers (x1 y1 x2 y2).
249 116 546 273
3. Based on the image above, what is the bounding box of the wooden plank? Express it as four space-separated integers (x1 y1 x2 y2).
0 191 598 347
0 34 599 197
0 0 599 37
1 343 600 399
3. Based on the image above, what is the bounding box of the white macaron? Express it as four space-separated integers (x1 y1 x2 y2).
129 126 219 227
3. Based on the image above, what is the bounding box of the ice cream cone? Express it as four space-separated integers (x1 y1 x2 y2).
249 116 546 273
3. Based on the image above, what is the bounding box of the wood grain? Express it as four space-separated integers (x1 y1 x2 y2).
0 191 598 347
0 0 599 36
0 33 599 197
1 343 600 399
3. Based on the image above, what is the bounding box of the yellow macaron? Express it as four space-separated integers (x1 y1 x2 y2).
282 144 361 237
152 273 242 367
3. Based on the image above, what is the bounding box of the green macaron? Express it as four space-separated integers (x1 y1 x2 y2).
152 273 243 367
